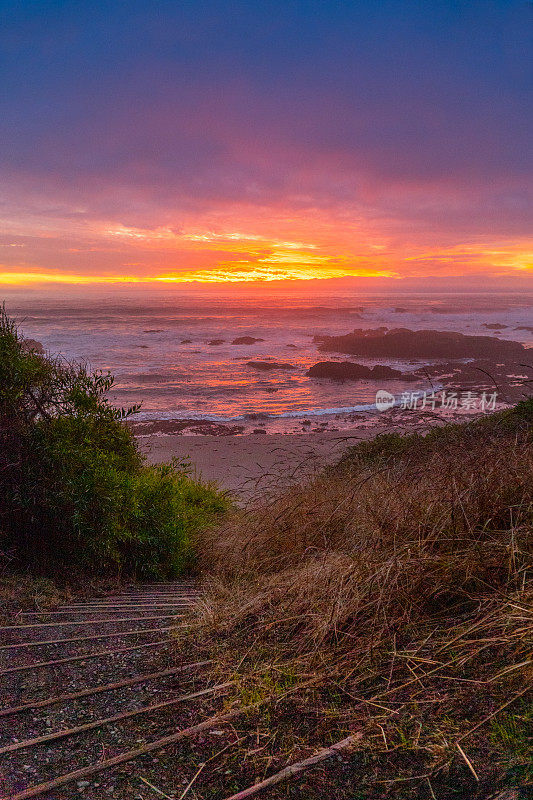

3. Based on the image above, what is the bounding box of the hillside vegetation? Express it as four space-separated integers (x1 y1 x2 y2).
182 401 532 798
0 307 226 579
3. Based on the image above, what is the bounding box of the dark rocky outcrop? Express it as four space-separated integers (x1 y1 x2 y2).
306 361 416 381
128 419 244 435
21 338 45 354
411 359 533 402
208 339 225 345
414 359 529 383
315 328 526 360
483 323 508 330
231 336 265 345
181 339 193 344
247 361 296 371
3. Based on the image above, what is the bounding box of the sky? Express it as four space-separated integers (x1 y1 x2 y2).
0 0 532 290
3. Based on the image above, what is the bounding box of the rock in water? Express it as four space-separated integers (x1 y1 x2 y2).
316 328 525 359
21 338 45 354
231 336 265 345
306 361 416 381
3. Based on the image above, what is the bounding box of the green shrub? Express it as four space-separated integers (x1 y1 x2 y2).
335 396 533 471
118 462 227 578
0 306 227 577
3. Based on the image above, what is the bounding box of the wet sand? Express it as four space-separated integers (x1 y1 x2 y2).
137 401 507 496
140 429 357 495
138 412 455 495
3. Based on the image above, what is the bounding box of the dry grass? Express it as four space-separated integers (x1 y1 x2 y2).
0 574 69 623
176 401 533 798
0 572 135 624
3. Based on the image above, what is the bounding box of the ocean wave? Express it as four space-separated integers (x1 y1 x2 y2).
132 403 381 424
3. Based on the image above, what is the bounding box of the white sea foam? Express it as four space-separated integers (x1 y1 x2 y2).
6 288 532 432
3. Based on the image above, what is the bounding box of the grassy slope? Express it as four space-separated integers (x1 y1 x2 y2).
177 401 533 799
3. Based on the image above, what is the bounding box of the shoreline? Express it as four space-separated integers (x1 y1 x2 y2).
137 404 496 495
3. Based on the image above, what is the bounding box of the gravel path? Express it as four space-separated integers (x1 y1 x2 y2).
0 582 229 799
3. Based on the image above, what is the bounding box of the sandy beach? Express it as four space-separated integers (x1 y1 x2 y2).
140 429 356 495
136 392 517 495
137 406 483 495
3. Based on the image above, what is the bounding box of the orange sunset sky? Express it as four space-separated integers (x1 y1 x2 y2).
1 2 531 291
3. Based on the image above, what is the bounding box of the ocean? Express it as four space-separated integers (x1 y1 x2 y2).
5 288 533 433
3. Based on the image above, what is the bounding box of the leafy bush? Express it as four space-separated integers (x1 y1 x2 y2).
0 307 227 577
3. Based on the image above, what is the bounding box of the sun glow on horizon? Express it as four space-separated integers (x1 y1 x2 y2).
1 220 531 287
155 264 394 283
0 264 394 286
0 271 143 286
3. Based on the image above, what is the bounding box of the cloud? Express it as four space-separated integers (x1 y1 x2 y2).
0 1 531 285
